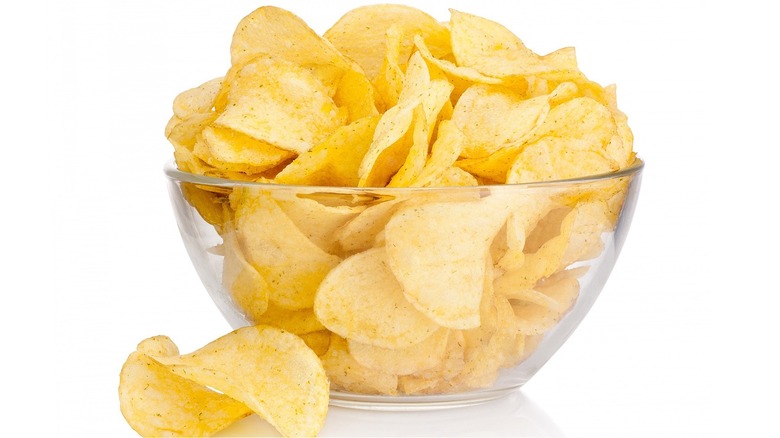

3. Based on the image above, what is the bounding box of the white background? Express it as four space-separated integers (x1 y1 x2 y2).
3 0 778 436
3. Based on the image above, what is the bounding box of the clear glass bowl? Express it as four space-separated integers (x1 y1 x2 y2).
164 158 643 410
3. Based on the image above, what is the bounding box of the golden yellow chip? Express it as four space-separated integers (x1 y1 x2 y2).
358 53 453 187
215 56 346 155
320 335 399 395
387 105 429 187
299 330 332 356
324 4 451 80
172 77 222 119
449 9 582 81
315 247 440 348
274 115 381 187
512 273 580 335
384 193 517 328
230 188 341 310
119 336 252 437
412 120 466 187
251 302 326 335
348 328 450 376
141 326 329 437
333 197 407 254
494 207 577 295
275 195 365 254
453 85 550 159
220 228 270 322
196 125 296 175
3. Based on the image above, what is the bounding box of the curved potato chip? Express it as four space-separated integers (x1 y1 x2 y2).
221 228 270 321
172 77 223 119
372 24 405 111
512 274 580 335
414 35 502 100
359 53 453 187
179 182 227 232
412 120 466 187
315 247 440 349
230 6 347 70
333 197 407 254
276 195 365 254
507 137 618 183
452 84 550 159
320 335 399 395
197 125 296 174
324 4 450 80
388 105 429 187
348 328 450 376
231 188 341 310
299 330 332 356
384 193 517 328
119 336 252 437
147 326 329 438
450 10 582 81
274 115 381 187
251 302 326 335
215 56 345 155
494 207 577 295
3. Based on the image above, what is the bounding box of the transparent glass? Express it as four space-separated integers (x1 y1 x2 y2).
164 159 643 410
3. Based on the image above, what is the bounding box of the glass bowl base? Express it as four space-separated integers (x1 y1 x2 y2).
328 385 522 411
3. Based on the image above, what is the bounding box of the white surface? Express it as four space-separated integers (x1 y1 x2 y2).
3 0 778 436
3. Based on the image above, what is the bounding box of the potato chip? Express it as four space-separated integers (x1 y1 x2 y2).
230 188 341 310
384 193 517 328
215 56 346 155
299 330 332 356
333 197 407 254
559 200 613 267
348 328 450 376
221 228 270 322
495 194 555 272
450 10 582 82
179 182 227 232
119 336 252 437
433 165 480 186
397 330 466 394
507 137 618 183
412 120 465 187
273 115 380 187
388 105 429 187
452 84 550 159
414 35 502 100
196 125 296 175
359 53 453 187
324 4 451 80
315 247 440 348
143 326 329 437
358 103 417 187
231 6 347 72
249 302 326 335
371 24 405 111
494 207 577 295
512 273 580 335
172 77 223 119
320 335 399 395
275 195 365 254
167 111 218 152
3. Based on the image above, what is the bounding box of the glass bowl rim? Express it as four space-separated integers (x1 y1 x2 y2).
164 156 643 194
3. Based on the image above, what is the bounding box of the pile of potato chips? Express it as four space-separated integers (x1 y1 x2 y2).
121 3 639 437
